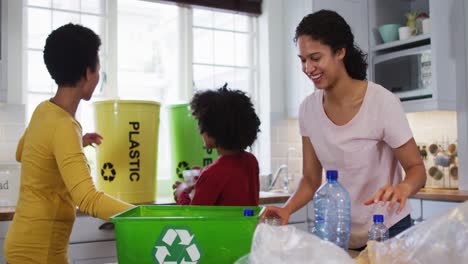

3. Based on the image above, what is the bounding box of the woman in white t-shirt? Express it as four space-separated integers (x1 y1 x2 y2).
263 10 426 249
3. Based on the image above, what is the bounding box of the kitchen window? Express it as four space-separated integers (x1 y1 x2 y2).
22 0 259 182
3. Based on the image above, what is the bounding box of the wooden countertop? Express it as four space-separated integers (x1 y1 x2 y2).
411 188 468 202
0 194 289 221
0 188 465 221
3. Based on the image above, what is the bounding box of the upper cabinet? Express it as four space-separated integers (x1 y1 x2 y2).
284 0 466 117
368 0 465 112
284 0 369 118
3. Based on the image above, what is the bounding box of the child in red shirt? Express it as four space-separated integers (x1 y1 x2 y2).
173 84 261 206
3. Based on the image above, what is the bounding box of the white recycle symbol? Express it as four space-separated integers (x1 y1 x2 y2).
154 228 201 264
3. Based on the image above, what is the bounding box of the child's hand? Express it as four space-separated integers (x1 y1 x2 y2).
83 133 103 147
172 181 194 204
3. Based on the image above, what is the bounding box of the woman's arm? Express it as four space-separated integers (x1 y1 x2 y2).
53 120 133 221
364 138 426 213
263 137 323 224
284 137 323 213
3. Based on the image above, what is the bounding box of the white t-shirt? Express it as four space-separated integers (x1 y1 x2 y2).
299 81 413 248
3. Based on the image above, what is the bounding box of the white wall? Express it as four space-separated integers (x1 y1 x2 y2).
458 0 468 190
257 0 285 175
1 0 24 104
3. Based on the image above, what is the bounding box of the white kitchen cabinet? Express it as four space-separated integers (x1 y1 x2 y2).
68 241 117 264
284 0 370 118
284 0 465 115
368 0 465 112
69 216 115 243
0 217 117 263
262 203 307 224
0 220 11 263
68 216 117 263
408 198 460 222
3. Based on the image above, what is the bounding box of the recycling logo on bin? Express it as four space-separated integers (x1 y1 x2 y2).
153 226 202 264
176 161 191 179
101 162 116 182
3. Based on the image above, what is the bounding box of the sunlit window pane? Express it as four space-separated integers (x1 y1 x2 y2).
53 11 80 29
27 8 52 49
52 0 80 11
213 66 234 90
81 0 105 15
214 31 235 65
213 11 234 31
117 0 179 103
81 14 105 48
233 68 250 92
193 28 213 64
93 58 107 96
28 0 52 8
234 33 249 67
193 9 212 28
234 14 249 32
193 64 214 90
28 51 54 93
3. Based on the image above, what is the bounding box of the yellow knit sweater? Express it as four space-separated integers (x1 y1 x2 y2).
4 101 133 264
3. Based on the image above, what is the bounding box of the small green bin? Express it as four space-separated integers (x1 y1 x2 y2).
110 205 262 264
167 103 218 182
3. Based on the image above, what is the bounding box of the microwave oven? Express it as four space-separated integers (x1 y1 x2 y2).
373 44 432 101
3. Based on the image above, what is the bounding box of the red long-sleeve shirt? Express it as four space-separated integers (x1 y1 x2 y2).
179 151 259 206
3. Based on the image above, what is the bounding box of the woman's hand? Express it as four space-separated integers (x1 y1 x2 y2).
82 133 103 147
261 206 291 225
364 183 412 214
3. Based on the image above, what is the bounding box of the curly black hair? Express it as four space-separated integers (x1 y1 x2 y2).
43 23 101 86
190 85 261 151
294 10 368 80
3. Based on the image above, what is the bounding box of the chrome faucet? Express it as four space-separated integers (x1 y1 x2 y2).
268 164 288 192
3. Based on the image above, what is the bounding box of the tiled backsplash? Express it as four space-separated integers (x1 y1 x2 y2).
271 111 458 189
0 104 25 164
0 104 25 206
271 119 303 190
406 111 457 146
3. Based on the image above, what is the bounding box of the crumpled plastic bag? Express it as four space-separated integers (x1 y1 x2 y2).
356 201 468 264
235 223 354 264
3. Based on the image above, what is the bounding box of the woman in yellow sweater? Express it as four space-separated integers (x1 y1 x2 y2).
4 24 134 263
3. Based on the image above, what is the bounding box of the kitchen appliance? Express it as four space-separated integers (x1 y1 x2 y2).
373 44 432 101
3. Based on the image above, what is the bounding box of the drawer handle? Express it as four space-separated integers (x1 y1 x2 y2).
98 222 115 230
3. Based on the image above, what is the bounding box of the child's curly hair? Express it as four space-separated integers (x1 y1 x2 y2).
190 84 261 151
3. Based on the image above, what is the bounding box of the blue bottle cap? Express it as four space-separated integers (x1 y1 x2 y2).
326 170 338 181
373 214 384 223
243 209 254 217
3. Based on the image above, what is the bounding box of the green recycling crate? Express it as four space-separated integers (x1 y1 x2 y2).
167 103 218 182
110 205 263 264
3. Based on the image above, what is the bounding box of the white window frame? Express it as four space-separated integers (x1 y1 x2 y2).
3 0 266 189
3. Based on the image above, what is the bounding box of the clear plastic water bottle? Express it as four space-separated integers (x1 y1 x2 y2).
368 214 389 242
313 170 351 249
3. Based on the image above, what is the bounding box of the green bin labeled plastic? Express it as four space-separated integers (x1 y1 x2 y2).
110 205 262 264
94 100 160 203
167 103 218 182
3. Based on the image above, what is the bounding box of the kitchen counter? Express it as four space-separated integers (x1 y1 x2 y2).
0 193 291 221
411 188 468 202
0 188 465 221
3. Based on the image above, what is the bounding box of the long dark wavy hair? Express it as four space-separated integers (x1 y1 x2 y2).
294 10 368 80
